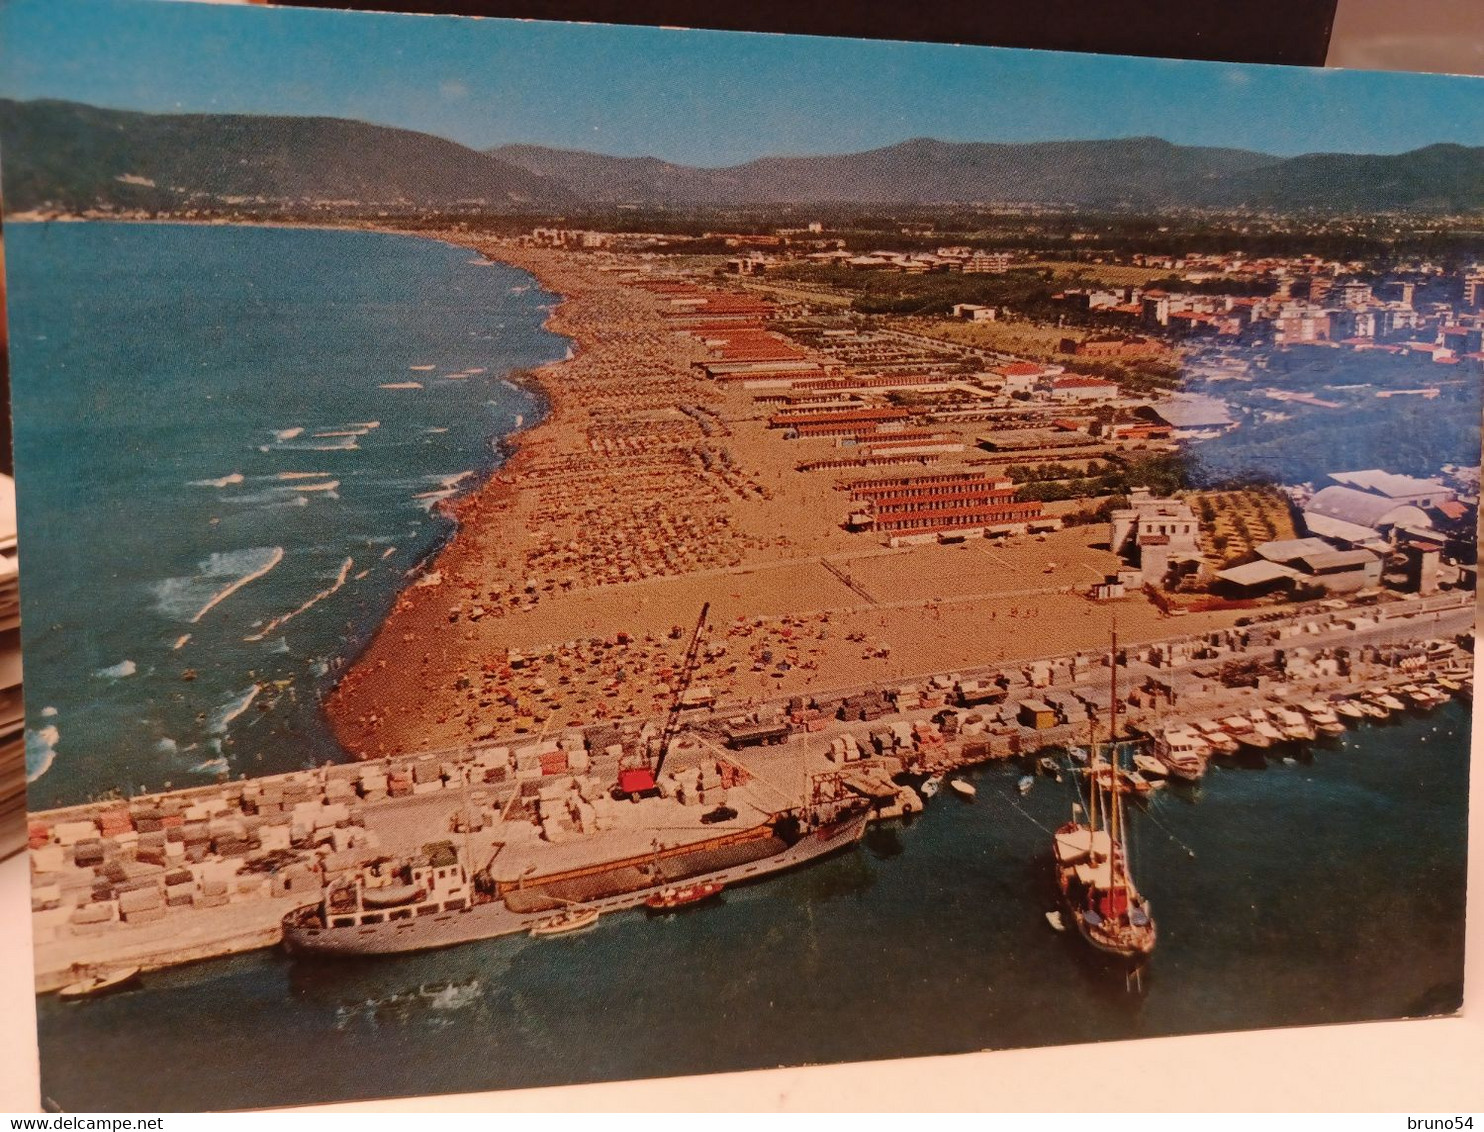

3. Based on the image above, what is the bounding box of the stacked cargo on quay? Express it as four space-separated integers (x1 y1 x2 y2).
24 591 1475 988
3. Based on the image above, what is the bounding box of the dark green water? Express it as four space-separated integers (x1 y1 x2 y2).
36 703 1469 1111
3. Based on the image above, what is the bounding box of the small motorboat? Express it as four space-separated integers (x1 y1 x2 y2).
1248 712 1287 747
1017 775 1035 795
1191 720 1240 755
949 779 976 800
1299 700 1346 736
1373 690 1407 714
1331 697 1367 722
58 967 141 1000
1272 707 1316 743
1036 756 1062 781
1219 714 1255 737
1133 753 1169 780
1085 761 1154 796
1409 685 1447 709
1155 728 1211 781
919 775 942 798
1045 910 1066 932
530 907 600 937
644 882 724 910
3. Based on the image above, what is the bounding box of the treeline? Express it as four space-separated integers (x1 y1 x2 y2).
773 262 1061 318
1013 452 1191 503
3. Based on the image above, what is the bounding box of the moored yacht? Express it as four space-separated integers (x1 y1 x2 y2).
1298 699 1346 736
1272 707 1316 742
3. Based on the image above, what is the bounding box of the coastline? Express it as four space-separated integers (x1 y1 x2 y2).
11 215 1259 770
318 227 1265 760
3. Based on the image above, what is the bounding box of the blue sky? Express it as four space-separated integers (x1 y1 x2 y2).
2 0 1483 165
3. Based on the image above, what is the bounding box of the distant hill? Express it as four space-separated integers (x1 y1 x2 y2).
493 136 1484 212
0 99 576 212
4 99 1481 215
1200 143 1484 213
490 136 1284 208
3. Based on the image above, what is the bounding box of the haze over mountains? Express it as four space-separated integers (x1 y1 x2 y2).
3 98 1482 214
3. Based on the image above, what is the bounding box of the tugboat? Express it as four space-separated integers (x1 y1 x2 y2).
644 881 724 911
1052 630 1156 961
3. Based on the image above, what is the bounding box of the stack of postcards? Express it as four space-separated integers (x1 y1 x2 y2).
0 473 19 857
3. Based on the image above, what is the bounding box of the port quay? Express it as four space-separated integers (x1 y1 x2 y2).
23 589 1474 991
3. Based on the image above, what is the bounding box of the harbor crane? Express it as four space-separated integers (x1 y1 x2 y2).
615 602 711 800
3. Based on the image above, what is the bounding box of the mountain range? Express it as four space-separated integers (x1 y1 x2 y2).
3 98 1482 214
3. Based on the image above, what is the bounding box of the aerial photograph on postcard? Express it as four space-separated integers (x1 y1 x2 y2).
0 0 1477 1111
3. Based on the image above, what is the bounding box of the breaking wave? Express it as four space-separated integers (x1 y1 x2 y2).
95 659 137 679
152 547 286 624
245 557 353 642
208 685 260 735
25 725 59 784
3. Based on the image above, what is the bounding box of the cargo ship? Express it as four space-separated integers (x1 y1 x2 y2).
281 803 869 957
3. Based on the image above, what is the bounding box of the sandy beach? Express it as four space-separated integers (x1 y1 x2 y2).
325 234 1250 758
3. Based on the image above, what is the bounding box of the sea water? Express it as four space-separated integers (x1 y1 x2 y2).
34 703 1469 1111
7 222 566 807
10 223 1470 1110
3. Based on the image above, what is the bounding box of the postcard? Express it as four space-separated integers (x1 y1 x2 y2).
0 0 1478 1112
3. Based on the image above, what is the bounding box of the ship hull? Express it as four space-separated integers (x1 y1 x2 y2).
282 811 868 958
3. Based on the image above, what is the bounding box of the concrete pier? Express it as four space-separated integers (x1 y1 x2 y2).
25 591 1474 992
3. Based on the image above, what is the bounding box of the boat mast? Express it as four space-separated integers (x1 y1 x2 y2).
1109 621 1125 915
1086 717 1099 833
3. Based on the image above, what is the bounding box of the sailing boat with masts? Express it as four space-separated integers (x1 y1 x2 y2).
1052 627 1157 960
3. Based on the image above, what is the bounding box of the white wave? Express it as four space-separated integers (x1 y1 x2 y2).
25 725 58 784
208 685 260 735
222 483 335 503
423 981 482 1011
155 738 178 755
264 637 291 655
273 427 305 442
152 546 286 624
347 422 380 430
277 434 360 451
189 473 245 488
40 706 58 718
409 365 436 372
95 659 137 679
244 557 353 642
380 382 424 390
438 374 470 381
314 430 363 438
425 427 449 434
414 489 456 509
277 471 331 480
464 368 486 375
